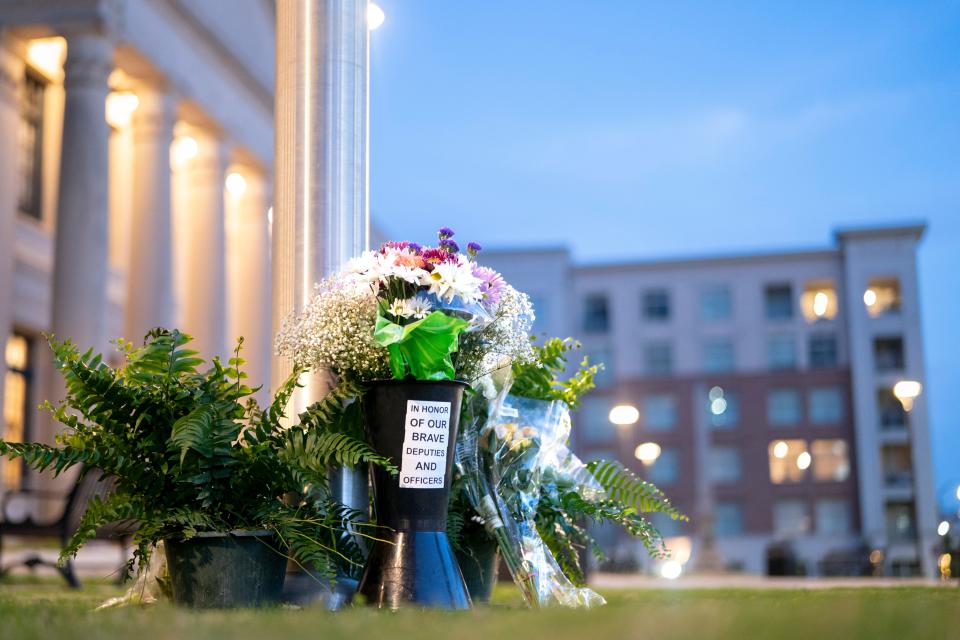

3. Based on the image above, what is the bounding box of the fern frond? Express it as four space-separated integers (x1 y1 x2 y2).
586 459 684 518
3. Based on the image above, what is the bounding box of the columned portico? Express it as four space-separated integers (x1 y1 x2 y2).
125 83 176 341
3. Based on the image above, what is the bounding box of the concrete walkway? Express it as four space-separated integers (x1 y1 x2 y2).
590 572 953 589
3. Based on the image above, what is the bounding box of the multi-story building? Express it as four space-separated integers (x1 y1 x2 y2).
483 224 937 577
0 2 276 495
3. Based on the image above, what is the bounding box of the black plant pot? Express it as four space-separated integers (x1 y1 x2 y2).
358 379 472 610
454 531 500 604
164 531 286 608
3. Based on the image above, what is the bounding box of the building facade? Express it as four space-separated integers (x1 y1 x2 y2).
0 1 276 494
484 225 937 577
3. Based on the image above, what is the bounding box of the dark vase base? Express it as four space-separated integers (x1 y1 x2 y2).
455 539 499 604
358 530 471 610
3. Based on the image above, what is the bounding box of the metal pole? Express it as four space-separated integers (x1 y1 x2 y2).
273 0 370 522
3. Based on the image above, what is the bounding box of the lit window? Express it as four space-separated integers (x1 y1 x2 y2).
773 499 810 536
881 444 913 487
809 333 838 369
767 334 797 370
768 439 808 484
767 389 801 426
764 283 794 320
643 393 677 431
708 388 739 429
874 336 905 372
642 289 670 321
715 502 744 537
709 446 741 484
809 387 844 425
877 388 907 429
801 281 838 322
577 397 617 444
816 499 850 535
643 342 672 376
703 339 735 373
864 278 901 317
885 502 917 542
701 285 732 320
17 70 45 220
647 447 679 485
582 294 609 333
3 334 33 490
811 439 850 482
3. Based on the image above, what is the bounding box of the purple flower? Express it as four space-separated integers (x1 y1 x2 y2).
440 239 460 254
472 264 505 307
408 242 423 253
466 242 482 257
438 227 455 240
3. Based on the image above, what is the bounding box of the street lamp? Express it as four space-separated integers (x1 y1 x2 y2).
893 380 923 411
609 404 639 426
634 442 662 466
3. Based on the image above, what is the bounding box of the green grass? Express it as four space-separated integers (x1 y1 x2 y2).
1 579 958 640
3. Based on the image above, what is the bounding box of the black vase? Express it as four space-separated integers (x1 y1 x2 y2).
358 379 472 610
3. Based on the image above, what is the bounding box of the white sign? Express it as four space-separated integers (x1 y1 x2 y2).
399 399 451 489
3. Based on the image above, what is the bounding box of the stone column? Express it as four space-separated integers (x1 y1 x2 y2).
0 35 23 450
124 84 175 341
49 31 113 354
226 169 272 401
178 127 228 359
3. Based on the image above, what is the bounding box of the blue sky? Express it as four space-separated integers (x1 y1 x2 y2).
369 1 960 507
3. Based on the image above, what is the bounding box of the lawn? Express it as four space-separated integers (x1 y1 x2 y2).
1 579 958 640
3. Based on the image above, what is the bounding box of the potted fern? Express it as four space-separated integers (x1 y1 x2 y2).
0 329 391 608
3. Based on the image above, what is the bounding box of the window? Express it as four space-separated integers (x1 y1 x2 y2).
642 289 670 321
767 389 801 426
801 281 838 322
767 335 797 370
652 511 684 537
3 334 33 490
643 342 672 376
816 499 850 535
582 294 609 333
701 285 732 320
528 294 549 334
709 446 742 484
643 393 677 431
881 445 913 487
809 333 838 369
874 336 905 372
17 70 45 220
811 439 850 482
714 502 744 537
773 499 810 536
577 398 617 444
809 387 844 425
885 502 917 542
878 388 907 429
768 439 808 484
708 388 739 429
764 283 794 320
864 278 901 317
647 448 679 485
703 339 735 373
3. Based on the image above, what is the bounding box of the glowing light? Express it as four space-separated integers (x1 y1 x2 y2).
813 291 829 317
708 386 724 401
634 442 662 465
939 552 952 579
171 136 199 168
267 207 274 225
869 549 884 565
710 397 727 415
796 451 812 470
226 172 247 197
660 560 682 580
27 37 66 77
773 441 789 459
609 404 639 426
105 91 139 129
863 288 878 307
367 3 386 30
893 380 923 411
955 485 960 502
938 521 950 536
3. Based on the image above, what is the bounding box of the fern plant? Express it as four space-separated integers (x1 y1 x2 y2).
0 329 391 581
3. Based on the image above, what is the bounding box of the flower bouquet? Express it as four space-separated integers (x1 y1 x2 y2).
277 228 535 609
